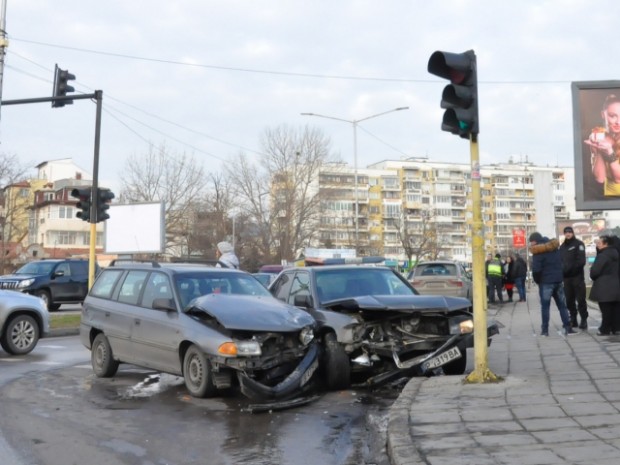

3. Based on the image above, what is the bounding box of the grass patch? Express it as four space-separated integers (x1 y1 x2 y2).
50 313 81 330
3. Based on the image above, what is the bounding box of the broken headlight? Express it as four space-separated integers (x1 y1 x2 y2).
218 340 262 357
449 317 474 335
299 326 314 346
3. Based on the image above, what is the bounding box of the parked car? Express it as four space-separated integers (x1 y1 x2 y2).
80 261 319 400
0 258 98 310
0 289 50 355
252 273 276 288
269 265 498 390
407 260 473 301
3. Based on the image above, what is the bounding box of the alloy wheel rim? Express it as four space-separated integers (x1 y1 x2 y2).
11 320 35 349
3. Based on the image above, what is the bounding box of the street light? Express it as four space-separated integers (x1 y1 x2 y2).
301 106 409 253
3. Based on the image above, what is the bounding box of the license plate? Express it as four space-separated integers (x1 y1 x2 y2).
422 346 461 371
300 357 319 386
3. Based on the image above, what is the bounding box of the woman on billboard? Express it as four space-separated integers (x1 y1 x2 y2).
587 94 620 196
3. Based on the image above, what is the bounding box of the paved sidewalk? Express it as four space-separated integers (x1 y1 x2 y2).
387 290 620 465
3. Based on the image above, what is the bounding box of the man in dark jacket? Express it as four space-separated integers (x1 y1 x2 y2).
486 253 504 304
530 232 576 336
559 226 588 329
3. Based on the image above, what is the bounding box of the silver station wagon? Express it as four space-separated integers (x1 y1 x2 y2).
80 261 319 400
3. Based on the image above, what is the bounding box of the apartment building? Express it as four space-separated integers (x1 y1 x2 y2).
314 158 586 263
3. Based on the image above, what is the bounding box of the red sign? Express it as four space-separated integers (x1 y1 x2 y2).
513 228 526 248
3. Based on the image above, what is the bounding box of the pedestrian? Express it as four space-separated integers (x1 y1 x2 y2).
589 235 620 335
503 255 515 302
512 253 528 302
486 253 504 304
559 226 589 329
215 241 240 269
529 232 576 336
485 253 493 302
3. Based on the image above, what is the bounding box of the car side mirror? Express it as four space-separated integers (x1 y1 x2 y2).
293 294 313 308
53 270 65 278
152 298 176 312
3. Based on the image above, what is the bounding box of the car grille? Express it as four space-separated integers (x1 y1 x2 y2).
0 281 20 290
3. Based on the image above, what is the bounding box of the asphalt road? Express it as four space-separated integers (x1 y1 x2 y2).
0 335 396 465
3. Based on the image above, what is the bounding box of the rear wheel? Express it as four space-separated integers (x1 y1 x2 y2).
1 314 40 355
91 333 119 377
443 350 467 375
183 345 217 398
322 332 351 390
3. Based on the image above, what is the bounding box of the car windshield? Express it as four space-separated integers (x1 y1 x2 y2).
314 267 416 303
175 271 271 307
16 262 56 275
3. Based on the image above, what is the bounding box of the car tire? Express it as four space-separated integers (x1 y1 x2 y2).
442 350 467 375
1 314 40 355
91 333 119 377
322 332 351 390
34 290 52 310
183 345 217 398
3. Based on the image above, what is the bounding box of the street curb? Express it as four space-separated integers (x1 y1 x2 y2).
47 327 80 338
386 378 424 465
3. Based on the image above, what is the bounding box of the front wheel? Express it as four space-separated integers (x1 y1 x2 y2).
322 332 351 390
34 290 53 310
1 314 40 355
183 345 217 398
91 333 119 377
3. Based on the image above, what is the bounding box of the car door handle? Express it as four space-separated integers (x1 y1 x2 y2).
134 319 141 326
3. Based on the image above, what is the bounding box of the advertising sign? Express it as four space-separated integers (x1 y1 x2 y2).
512 228 526 248
572 81 620 210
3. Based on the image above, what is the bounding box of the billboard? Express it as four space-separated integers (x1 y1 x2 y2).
572 81 620 210
512 228 526 248
104 202 165 254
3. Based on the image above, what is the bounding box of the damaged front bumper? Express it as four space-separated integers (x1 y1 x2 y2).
238 342 320 400
361 320 500 387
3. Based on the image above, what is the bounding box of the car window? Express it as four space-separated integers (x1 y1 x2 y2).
271 273 293 302
174 272 271 307
288 272 310 306
16 261 56 275
90 270 124 299
117 271 149 305
414 264 457 277
70 261 88 275
55 262 71 276
142 272 174 309
315 268 416 302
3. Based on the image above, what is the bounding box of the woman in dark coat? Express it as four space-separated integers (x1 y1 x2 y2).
589 235 620 335
503 255 516 302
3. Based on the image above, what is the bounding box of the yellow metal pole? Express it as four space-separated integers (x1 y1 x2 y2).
466 134 500 383
88 221 96 289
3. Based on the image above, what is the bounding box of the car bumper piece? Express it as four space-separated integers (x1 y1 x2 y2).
238 342 320 400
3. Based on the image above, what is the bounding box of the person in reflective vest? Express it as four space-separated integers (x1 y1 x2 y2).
486 253 504 304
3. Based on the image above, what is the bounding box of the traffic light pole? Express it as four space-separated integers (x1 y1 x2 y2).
465 135 500 384
2 90 103 289
88 90 103 289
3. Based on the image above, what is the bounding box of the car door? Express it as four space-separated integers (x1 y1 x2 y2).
130 272 183 374
49 261 73 301
68 261 89 300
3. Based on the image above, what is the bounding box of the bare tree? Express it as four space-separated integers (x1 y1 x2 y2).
395 208 449 266
0 153 32 272
227 125 333 262
119 143 208 255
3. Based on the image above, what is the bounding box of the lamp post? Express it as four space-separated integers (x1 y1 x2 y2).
301 106 409 253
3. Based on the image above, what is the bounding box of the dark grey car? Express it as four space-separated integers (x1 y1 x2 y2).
80 262 319 400
270 265 498 390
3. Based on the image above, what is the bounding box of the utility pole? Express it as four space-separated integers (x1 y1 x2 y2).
0 0 9 119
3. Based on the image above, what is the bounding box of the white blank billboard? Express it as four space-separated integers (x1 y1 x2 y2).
104 202 165 254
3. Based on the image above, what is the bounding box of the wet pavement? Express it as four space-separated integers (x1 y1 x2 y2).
386 291 620 465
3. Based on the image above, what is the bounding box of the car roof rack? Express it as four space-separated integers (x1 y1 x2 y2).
169 257 230 268
304 256 385 266
109 259 161 268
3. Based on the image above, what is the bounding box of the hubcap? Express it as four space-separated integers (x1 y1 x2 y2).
11 320 35 349
188 354 203 384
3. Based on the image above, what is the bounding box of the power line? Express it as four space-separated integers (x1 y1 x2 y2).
9 37 569 85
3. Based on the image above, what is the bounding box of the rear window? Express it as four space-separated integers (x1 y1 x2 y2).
414 264 457 277
90 270 124 299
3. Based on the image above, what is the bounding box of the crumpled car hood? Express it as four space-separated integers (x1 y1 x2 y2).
323 294 471 312
189 294 315 331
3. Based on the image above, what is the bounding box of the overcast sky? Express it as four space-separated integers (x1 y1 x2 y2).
1 1 618 192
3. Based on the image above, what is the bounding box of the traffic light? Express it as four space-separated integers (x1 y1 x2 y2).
52 64 76 108
70 188 92 222
427 50 478 140
96 188 115 222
